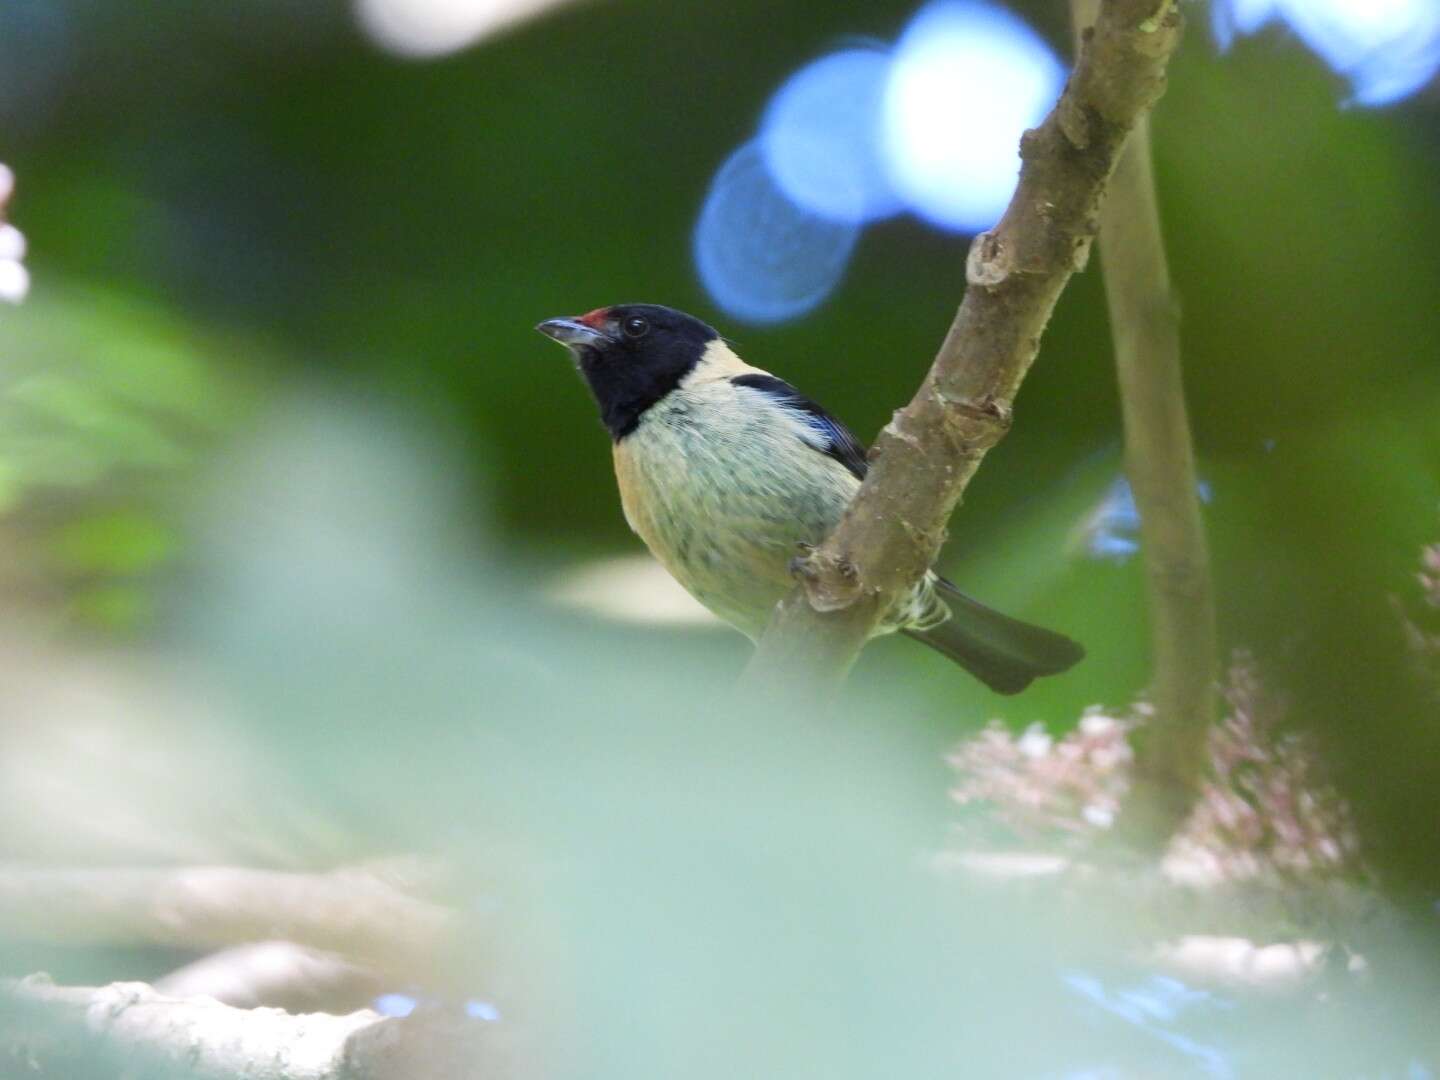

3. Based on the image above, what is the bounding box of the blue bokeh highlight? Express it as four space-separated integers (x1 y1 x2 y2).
1061 971 1236 1079
694 140 860 325
697 0 1439 325
372 992 502 1021
759 47 901 225
694 0 1063 324
1076 475 1212 564
373 992 418 1017
1212 0 1440 106
881 0 1064 233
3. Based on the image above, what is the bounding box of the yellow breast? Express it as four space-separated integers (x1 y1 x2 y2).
612 439 660 554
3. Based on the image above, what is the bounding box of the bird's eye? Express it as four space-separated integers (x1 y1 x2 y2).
622 315 650 339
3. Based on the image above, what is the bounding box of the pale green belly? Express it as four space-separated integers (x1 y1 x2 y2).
614 410 855 639
612 379 950 640
650 501 830 639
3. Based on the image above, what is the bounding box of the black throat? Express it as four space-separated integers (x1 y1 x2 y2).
580 350 695 440
573 305 718 440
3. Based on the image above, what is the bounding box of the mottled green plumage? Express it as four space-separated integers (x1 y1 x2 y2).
615 339 947 638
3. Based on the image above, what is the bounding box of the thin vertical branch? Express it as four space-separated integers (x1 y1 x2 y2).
1073 0 1217 842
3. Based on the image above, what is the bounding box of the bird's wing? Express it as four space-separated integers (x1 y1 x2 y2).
729 373 869 481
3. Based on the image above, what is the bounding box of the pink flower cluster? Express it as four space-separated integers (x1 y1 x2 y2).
947 653 1362 887
1421 543 1440 608
1401 542 1440 684
1164 654 1359 887
947 706 1135 847
1405 541 1440 650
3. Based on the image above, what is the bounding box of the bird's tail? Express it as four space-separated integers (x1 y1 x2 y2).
903 578 1084 695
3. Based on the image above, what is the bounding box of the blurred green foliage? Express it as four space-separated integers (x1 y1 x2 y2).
0 0 1437 890
0 288 255 632
1 9 1439 1070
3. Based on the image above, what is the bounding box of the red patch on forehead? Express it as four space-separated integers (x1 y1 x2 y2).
578 307 610 328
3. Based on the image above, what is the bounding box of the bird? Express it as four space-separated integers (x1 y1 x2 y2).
536 303 1083 693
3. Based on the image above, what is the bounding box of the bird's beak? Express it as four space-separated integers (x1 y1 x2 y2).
536 317 611 348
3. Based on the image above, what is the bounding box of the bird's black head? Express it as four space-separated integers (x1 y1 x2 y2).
536 303 719 439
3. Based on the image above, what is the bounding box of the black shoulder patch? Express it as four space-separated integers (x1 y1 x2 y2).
731 373 869 481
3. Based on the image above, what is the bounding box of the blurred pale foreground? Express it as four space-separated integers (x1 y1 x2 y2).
0 393 1436 1079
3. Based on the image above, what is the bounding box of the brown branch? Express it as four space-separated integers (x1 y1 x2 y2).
744 0 1185 689
1072 0 1217 842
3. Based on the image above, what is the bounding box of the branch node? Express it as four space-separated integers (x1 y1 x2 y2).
1018 127 1046 161
797 549 864 613
956 394 1013 429
929 392 1014 458
966 231 1011 287
880 411 925 452
1138 0 1178 35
